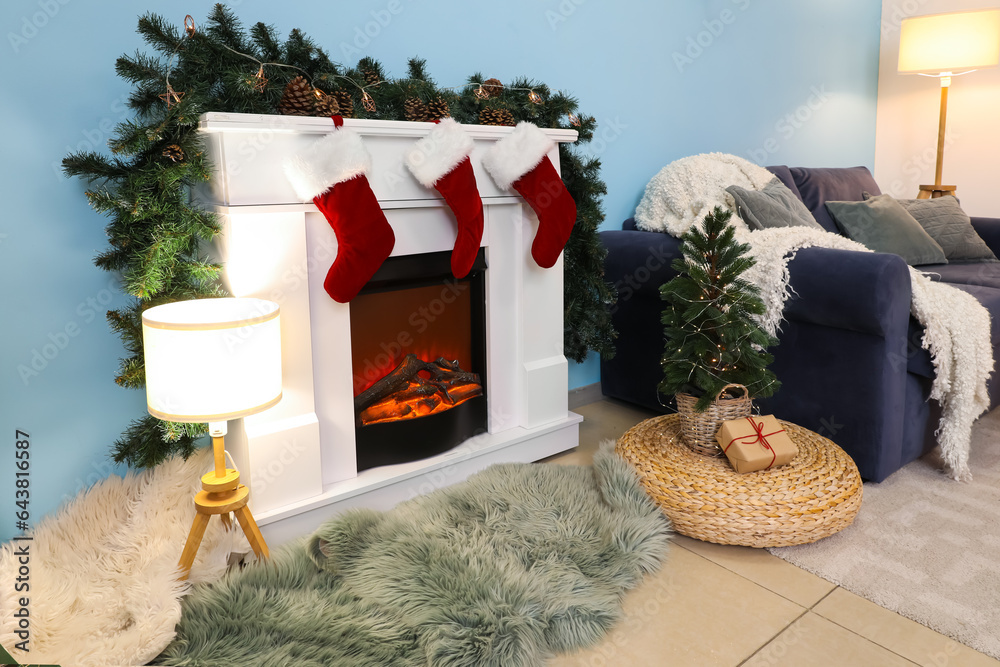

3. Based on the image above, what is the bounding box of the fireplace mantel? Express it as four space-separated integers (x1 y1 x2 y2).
198 113 582 546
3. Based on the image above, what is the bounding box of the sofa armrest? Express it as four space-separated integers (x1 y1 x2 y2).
600 230 683 303
782 247 911 337
970 216 1000 257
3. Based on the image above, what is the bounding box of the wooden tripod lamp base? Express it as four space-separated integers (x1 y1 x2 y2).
178 434 269 580
917 184 957 199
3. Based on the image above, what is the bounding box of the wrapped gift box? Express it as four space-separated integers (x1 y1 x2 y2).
716 415 798 473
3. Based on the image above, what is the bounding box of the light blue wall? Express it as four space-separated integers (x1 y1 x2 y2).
0 0 882 539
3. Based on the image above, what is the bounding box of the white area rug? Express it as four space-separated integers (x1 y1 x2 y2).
768 407 1000 659
0 448 243 666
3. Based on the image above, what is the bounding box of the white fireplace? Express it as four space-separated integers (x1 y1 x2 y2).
197 112 582 546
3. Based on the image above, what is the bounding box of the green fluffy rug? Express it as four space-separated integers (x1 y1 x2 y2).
154 445 671 666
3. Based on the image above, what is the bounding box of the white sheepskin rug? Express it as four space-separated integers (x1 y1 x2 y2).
636 153 992 481
634 152 773 235
0 447 242 666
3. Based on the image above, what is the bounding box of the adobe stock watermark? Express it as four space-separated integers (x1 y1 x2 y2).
923 638 964 666
60 456 118 507
8 0 72 54
545 0 588 31
16 278 119 386
249 437 308 497
587 117 628 157
880 0 931 39
881 131 961 200
403 402 517 500
673 0 752 74
562 575 677 666
53 95 130 182
610 242 676 314
746 85 829 165
338 0 409 60
351 277 469 394
744 620 809 666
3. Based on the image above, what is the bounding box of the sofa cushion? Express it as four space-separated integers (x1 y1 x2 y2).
790 166 881 234
916 262 1000 290
765 165 803 202
872 194 999 264
727 180 823 231
825 195 948 266
943 282 1000 409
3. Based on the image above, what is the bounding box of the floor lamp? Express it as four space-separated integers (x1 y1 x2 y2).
142 297 283 579
898 9 1000 199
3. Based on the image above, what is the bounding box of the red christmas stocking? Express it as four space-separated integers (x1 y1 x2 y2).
405 118 484 279
284 116 395 303
482 122 577 269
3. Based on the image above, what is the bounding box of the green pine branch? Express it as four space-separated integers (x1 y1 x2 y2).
65 4 618 468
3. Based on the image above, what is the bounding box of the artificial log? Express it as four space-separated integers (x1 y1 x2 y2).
355 354 482 426
358 402 413 424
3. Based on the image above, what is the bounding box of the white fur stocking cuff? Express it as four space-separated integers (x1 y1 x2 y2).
284 127 372 200
482 121 555 190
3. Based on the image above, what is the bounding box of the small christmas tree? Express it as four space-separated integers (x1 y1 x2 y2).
659 207 780 410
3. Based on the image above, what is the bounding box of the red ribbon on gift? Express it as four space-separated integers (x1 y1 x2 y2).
723 416 786 469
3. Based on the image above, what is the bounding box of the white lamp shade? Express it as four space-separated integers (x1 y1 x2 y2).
899 10 1000 74
142 298 282 423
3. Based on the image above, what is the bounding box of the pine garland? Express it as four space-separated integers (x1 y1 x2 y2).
659 208 779 410
63 4 617 468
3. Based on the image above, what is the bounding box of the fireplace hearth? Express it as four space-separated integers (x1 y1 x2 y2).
200 113 582 546
351 250 488 471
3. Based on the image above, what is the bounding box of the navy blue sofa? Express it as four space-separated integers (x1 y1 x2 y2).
600 165 1000 482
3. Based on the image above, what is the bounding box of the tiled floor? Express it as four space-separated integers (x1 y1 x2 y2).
545 398 1000 667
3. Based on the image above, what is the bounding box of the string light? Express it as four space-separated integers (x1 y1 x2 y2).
163 16 582 123
251 64 268 92
161 16 196 109
159 83 185 109
362 90 377 112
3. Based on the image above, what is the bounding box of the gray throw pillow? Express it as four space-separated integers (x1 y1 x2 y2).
825 194 948 266
862 192 998 263
727 180 823 231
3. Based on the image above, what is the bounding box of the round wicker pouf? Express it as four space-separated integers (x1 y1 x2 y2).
616 414 863 548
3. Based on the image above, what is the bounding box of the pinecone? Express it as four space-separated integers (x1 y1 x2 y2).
162 144 184 162
331 91 354 118
313 91 340 117
404 98 430 122
278 76 316 116
479 107 515 127
426 96 450 120
362 68 381 86
482 78 503 98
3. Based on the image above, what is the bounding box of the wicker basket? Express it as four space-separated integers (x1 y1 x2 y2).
616 415 863 547
675 383 751 456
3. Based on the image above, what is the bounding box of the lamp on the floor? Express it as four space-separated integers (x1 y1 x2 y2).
898 9 1000 199
142 297 283 579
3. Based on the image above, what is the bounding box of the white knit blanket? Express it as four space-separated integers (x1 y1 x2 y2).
636 153 992 480
634 152 773 234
